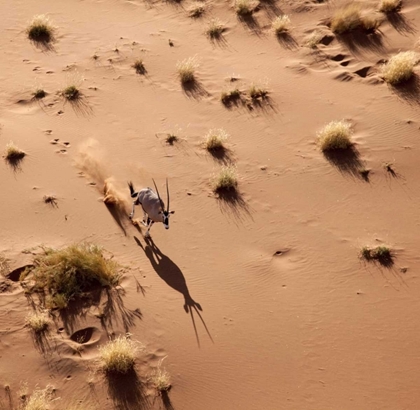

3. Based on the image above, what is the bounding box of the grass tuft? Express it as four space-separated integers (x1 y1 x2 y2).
235 0 255 16
176 56 199 84
4 142 26 162
249 83 268 100
99 335 143 374
27 15 55 43
381 51 418 85
361 245 393 265
133 59 146 75
221 88 241 105
379 0 402 13
206 19 225 39
317 120 353 151
23 386 54 410
32 89 46 99
165 133 178 145
305 31 324 48
272 15 291 35
62 85 80 101
205 129 228 151
213 166 238 192
25 311 50 333
25 243 121 309
188 2 206 18
151 359 171 393
330 4 362 34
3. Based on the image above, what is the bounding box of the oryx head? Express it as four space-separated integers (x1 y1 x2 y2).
153 178 175 229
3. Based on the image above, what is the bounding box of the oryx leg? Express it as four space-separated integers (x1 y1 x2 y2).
142 211 148 226
144 220 154 238
129 202 136 219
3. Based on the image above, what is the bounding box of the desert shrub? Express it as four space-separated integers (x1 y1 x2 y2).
25 311 50 333
33 89 46 99
176 56 199 84
205 129 228 151
213 166 238 192
379 0 402 13
62 85 80 101
165 133 178 145
248 83 268 100
27 15 55 43
361 245 393 264
206 19 225 39
381 51 418 85
235 0 255 16
317 120 353 151
272 15 291 35
4 142 26 162
330 4 361 33
151 359 171 393
23 386 54 410
25 243 121 309
188 2 206 17
133 59 146 74
221 88 241 104
99 335 143 374
305 31 324 48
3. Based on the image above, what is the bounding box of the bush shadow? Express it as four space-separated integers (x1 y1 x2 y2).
276 32 299 50
4 155 25 173
106 368 150 410
207 146 235 165
336 28 385 55
386 11 416 35
390 74 420 106
64 93 93 117
323 146 366 179
181 79 210 100
258 0 283 19
238 14 262 36
215 186 252 223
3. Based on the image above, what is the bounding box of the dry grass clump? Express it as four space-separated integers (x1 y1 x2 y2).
221 88 241 104
379 0 402 13
381 51 418 85
23 386 54 410
305 31 324 48
0 254 9 277
99 335 143 374
26 15 55 43
188 2 206 18
206 18 225 39
176 56 199 84
249 83 268 100
272 15 291 35
361 245 393 265
317 120 353 151
165 133 178 145
235 0 255 16
32 89 46 99
330 4 362 33
62 85 80 101
213 166 238 192
24 243 121 309
25 311 50 333
4 142 26 162
205 129 228 151
133 59 146 75
151 359 171 393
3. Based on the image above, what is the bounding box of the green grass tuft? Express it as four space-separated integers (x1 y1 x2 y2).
62 85 80 101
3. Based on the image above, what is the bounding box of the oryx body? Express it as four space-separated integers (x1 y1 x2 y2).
128 179 174 237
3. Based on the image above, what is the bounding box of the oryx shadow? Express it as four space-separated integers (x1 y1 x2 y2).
134 236 213 347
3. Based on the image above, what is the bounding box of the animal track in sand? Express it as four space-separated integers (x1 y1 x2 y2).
70 327 101 344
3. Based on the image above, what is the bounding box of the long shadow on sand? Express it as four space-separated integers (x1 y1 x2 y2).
134 236 213 347
336 28 385 56
386 11 416 35
106 368 151 410
323 146 366 180
390 74 420 106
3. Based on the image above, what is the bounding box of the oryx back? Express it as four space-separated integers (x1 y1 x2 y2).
138 188 164 222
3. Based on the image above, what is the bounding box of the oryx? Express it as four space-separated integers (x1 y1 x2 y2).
128 179 174 237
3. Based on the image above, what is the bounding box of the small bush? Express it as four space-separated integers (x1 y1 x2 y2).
62 85 80 101
165 133 178 145
235 0 255 16
206 19 225 39
249 83 268 100
25 243 121 309
4 142 26 162
151 359 171 393
188 2 206 18
205 129 228 151
272 15 291 35
330 4 361 33
361 245 393 265
32 89 46 99
23 386 54 410
25 311 50 333
176 56 199 84
317 120 353 151
133 59 146 75
27 15 54 43
221 88 241 105
305 31 324 48
379 0 402 13
99 335 143 374
213 166 238 192
381 51 418 85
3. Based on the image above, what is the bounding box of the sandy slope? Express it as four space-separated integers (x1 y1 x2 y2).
1 0 420 409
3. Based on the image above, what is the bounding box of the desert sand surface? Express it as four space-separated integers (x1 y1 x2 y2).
1 0 420 409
